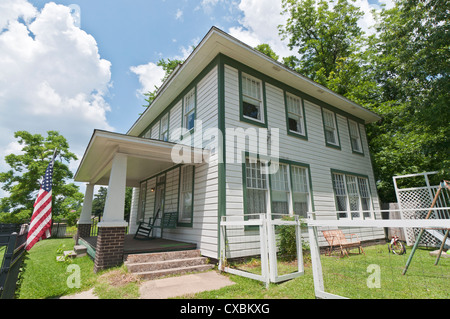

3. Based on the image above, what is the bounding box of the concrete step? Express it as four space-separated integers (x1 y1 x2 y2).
125 256 208 273
125 249 201 263
132 264 215 280
74 245 87 257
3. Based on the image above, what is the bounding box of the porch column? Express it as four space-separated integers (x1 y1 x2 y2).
94 153 128 273
127 187 140 235
76 183 94 244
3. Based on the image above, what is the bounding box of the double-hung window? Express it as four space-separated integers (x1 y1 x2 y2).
322 108 340 147
241 73 265 124
179 165 194 224
160 113 169 142
332 171 373 219
271 164 290 216
290 165 310 218
245 158 268 220
348 119 363 154
184 88 196 132
245 158 312 219
286 93 306 137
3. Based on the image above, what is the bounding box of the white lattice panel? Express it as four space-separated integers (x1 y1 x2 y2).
394 172 449 247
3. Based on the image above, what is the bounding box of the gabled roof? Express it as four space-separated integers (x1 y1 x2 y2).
127 27 380 136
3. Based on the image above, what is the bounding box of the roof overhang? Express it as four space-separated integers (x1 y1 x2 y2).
74 130 206 187
127 27 381 137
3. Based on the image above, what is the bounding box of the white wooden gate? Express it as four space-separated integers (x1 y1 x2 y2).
219 214 304 287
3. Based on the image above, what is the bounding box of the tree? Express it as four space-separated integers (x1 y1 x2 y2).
144 58 184 107
364 0 450 201
91 186 132 222
279 0 366 94
255 44 280 61
92 186 107 218
0 131 83 221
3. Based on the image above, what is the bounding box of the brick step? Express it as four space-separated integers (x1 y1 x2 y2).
125 249 201 263
132 264 215 280
125 256 208 273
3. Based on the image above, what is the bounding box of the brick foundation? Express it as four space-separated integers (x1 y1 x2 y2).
76 223 91 244
94 226 126 273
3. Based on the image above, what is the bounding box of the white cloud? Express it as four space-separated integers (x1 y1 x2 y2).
130 62 166 96
228 0 291 60
175 9 183 20
130 41 195 98
0 1 113 189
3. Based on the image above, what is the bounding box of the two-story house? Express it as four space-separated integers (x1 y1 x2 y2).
75 27 383 272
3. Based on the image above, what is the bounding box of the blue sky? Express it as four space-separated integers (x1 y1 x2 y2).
0 0 393 196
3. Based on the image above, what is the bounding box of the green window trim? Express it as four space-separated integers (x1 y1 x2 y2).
284 91 308 141
242 152 315 223
330 168 375 220
347 118 365 156
321 107 341 150
239 71 268 128
177 165 195 227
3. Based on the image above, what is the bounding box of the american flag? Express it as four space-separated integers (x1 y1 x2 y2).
26 150 58 251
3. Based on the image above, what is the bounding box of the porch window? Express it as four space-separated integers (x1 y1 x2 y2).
322 108 339 147
160 113 169 142
245 158 268 219
184 88 196 132
286 93 305 136
290 165 310 218
332 172 373 219
179 165 194 224
137 181 147 222
271 164 290 215
241 73 264 124
348 119 363 153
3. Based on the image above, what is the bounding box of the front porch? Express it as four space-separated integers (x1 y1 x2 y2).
79 235 197 260
74 130 207 272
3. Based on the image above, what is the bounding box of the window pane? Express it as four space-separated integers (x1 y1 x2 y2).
332 173 347 217
242 100 261 120
293 192 308 218
179 166 193 222
247 189 266 219
242 74 263 121
349 121 361 152
323 110 338 145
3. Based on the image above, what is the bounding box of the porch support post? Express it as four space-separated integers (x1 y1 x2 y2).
94 153 128 273
128 187 140 235
76 183 94 244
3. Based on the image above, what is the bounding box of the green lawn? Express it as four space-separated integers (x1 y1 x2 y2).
10 238 450 299
16 238 140 299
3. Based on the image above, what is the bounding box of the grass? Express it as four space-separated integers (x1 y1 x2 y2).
11 238 450 299
16 238 140 299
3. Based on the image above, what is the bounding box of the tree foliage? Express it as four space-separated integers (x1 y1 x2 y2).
0 131 83 221
279 0 449 202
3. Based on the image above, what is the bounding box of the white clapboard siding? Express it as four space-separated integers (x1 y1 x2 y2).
161 66 220 259
223 64 383 253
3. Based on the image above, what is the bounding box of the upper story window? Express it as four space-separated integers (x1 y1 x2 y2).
184 88 196 131
322 108 340 148
348 119 363 154
241 73 265 126
286 93 306 138
160 113 169 142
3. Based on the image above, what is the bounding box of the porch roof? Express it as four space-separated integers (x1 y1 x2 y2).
74 130 206 187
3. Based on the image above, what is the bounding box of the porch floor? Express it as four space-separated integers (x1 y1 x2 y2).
79 234 197 258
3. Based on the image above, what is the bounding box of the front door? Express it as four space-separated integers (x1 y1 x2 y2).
153 176 165 237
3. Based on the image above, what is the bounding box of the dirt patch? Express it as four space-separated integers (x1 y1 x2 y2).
98 269 140 287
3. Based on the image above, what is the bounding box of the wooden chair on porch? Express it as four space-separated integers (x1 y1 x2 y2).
134 209 161 240
322 229 365 257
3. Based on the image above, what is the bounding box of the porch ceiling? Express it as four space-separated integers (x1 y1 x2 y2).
74 130 205 187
